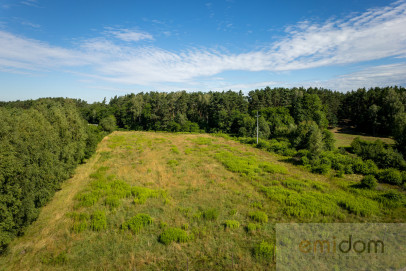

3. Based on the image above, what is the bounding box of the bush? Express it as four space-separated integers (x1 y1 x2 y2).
159 227 193 245
377 168 403 185
99 115 117 132
223 220 240 230
246 223 261 233
361 175 377 189
121 214 153 234
402 171 406 184
90 211 107 231
310 157 331 174
249 211 268 224
202 208 219 221
351 138 406 170
104 195 120 208
352 159 378 175
253 241 274 260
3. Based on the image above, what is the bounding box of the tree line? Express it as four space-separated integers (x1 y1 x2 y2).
78 86 405 155
0 98 107 252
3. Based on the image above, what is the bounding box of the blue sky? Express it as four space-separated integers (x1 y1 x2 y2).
1 0 406 102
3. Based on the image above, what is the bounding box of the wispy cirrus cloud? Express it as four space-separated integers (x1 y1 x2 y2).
0 31 87 71
21 0 40 8
105 27 154 42
0 1 406 90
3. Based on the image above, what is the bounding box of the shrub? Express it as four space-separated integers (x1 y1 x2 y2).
104 195 120 208
402 171 406 184
167 159 179 167
99 115 117 132
75 191 100 207
90 211 107 231
181 223 189 230
337 197 379 217
310 157 331 174
361 175 377 189
351 138 406 170
381 191 403 202
121 214 153 234
223 220 240 230
159 227 193 245
131 186 162 204
253 241 274 260
69 212 89 233
353 159 379 175
249 211 268 224
202 208 219 221
377 168 403 185
250 201 263 209
246 223 261 233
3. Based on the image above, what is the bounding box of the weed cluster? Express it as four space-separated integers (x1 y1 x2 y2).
223 220 240 230
248 211 268 224
159 227 193 245
121 214 153 234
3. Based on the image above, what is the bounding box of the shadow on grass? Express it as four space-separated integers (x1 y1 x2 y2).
349 183 366 189
278 157 302 166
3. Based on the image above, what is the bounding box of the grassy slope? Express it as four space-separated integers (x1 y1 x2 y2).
0 131 405 270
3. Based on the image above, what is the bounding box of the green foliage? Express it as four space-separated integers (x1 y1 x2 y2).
90 211 107 231
223 220 240 229
159 227 193 245
167 159 179 167
248 211 268 224
202 208 219 221
361 175 377 189
170 146 180 154
246 223 261 233
215 151 287 178
75 191 101 207
377 168 403 185
99 115 117 132
377 191 404 207
121 214 153 234
253 241 274 261
259 162 288 174
104 195 120 209
131 186 162 204
0 98 106 252
181 223 189 230
337 197 379 217
69 212 90 233
351 137 406 170
250 201 263 209
393 112 406 156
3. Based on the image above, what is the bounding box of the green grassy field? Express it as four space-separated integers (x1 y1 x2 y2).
330 127 395 148
0 131 405 270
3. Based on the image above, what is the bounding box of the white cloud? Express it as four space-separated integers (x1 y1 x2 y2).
323 63 406 91
0 31 87 71
105 28 153 42
21 0 39 7
0 1 406 91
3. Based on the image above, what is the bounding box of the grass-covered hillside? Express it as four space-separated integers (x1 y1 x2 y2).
1 131 405 270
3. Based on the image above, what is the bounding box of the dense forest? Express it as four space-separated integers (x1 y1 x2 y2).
0 99 107 252
1 86 406 253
